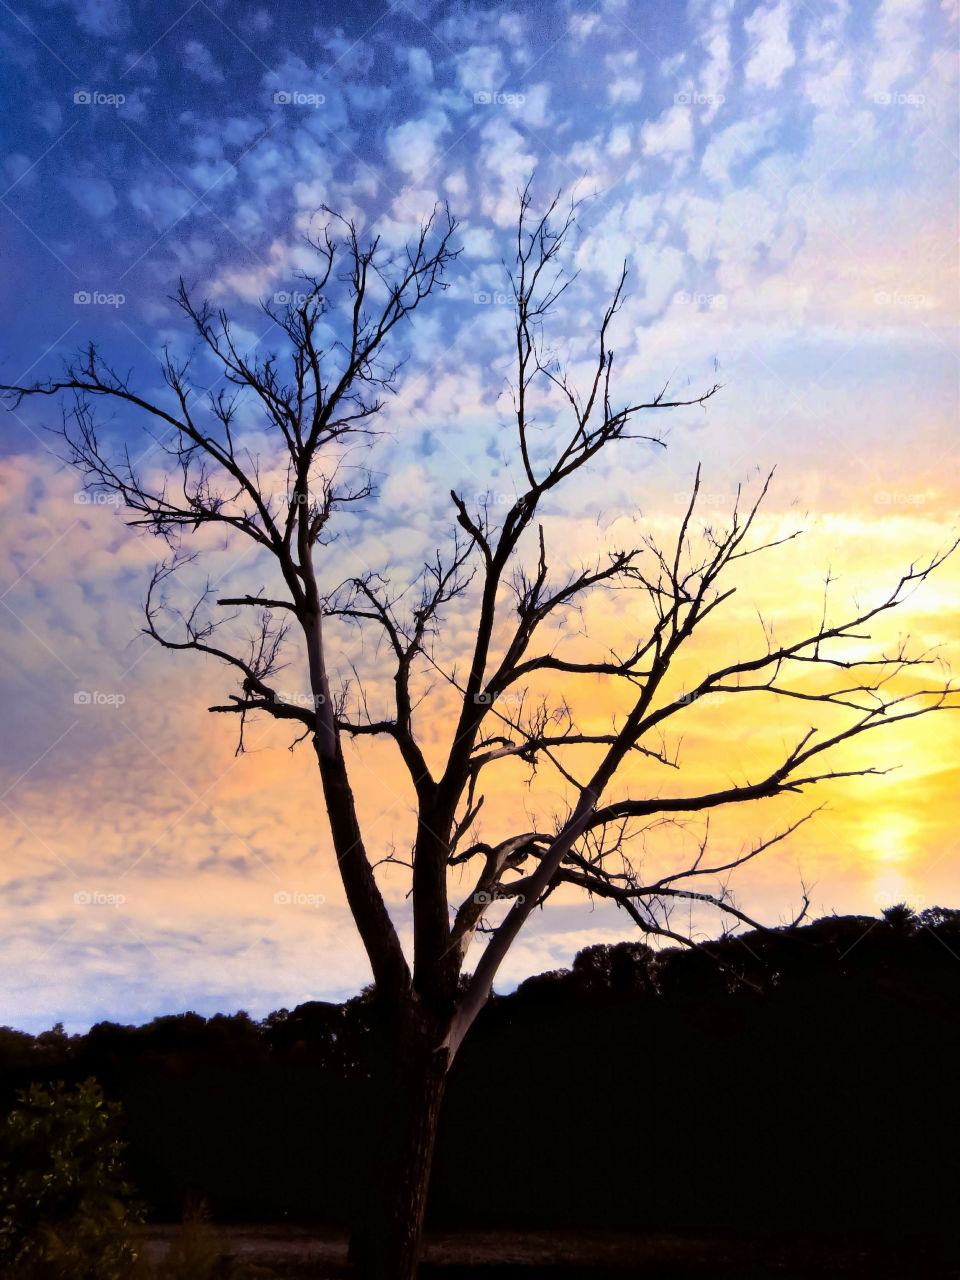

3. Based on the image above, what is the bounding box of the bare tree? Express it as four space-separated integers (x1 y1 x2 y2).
3 187 955 1278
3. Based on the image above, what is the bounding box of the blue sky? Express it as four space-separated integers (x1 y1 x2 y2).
1 0 953 391
0 0 958 1032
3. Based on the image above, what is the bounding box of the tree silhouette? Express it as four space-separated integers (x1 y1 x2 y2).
3 186 955 1278
882 902 918 934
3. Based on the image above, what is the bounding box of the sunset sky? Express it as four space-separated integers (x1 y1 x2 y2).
1 0 957 1033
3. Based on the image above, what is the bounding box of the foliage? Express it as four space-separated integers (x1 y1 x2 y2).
881 901 918 932
0 1077 143 1279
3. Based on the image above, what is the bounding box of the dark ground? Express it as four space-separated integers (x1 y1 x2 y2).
141 1225 960 1278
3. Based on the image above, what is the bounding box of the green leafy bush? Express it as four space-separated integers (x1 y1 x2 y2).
0 1077 144 1279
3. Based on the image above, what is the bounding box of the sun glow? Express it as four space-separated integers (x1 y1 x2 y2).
865 813 919 867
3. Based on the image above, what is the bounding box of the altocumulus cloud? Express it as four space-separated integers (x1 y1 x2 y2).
0 0 956 1029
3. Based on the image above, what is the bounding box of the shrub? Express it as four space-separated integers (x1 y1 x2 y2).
0 1077 143 1279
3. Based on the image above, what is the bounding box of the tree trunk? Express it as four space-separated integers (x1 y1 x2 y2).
349 1014 449 1279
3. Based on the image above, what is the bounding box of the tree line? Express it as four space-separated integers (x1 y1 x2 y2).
2 905 957 1237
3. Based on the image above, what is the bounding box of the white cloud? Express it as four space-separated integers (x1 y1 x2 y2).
676 194 720 264
701 111 777 184
605 50 643 103
607 124 632 158
695 0 735 123
640 105 694 157
744 0 796 90
478 118 537 224
801 0 851 106
515 82 551 127
498 13 525 46
221 116 262 147
576 218 634 287
444 170 469 200
407 47 433 84
460 225 498 258
384 113 450 180
608 76 644 104
240 8 271 36
865 0 927 97
66 0 128 37
183 40 225 85
632 243 688 315
65 174 117 218
457 44 505 96
213 238 297 303
569 13 602 43
804 53 852 108
566 136 606 175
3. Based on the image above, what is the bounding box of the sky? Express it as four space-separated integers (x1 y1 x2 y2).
0 0 958 1033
